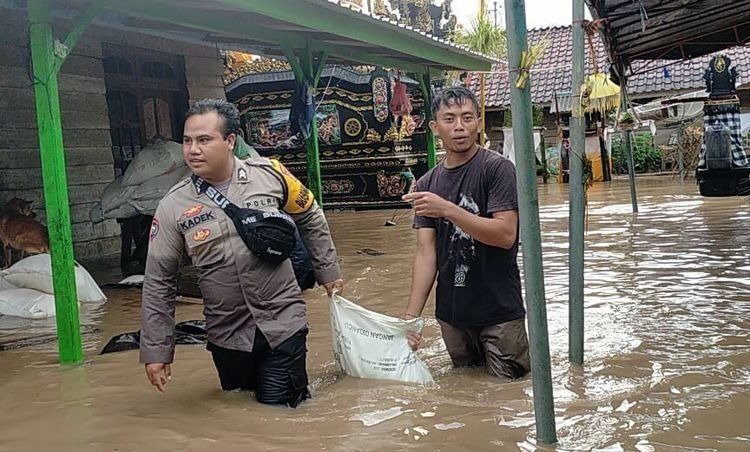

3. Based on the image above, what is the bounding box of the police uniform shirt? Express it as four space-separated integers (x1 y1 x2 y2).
140 157 341 364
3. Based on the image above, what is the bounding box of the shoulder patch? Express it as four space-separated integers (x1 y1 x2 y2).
269 159 315 214
165 176 192 196
242 156 273 168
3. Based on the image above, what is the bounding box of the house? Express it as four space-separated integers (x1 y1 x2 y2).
470 25 750 152
0 5 225 260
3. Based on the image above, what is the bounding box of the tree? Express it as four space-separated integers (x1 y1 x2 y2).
450 1 506 146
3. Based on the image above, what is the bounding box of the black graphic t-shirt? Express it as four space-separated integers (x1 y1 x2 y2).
414 149 525 327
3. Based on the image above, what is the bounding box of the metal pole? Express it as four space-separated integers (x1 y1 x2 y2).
28 0 83 365
569 0 585 366
599 117 611 181
618 76 639 213
480 74 486 147
504 0 557 445
539 128 548 184
624 130 639 212
677 126 685 179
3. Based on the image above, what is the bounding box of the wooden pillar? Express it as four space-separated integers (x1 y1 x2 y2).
27 0 96 365
419 71 437 168
282 42 327 204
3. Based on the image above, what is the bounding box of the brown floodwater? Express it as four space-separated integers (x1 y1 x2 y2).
1 176 748 451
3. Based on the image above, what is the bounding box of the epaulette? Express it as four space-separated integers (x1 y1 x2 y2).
241 157 274 168
164 176 192 196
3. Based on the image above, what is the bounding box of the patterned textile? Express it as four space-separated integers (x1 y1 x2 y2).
699 111 749 167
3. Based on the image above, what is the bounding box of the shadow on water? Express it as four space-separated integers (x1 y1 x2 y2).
0 176 748 451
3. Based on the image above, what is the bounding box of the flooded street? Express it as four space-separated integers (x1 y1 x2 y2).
1 176 749 451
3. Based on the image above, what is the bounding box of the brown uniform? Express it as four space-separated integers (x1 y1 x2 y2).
140 157 341 365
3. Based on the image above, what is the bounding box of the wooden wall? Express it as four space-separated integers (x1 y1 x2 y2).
0 7 225 260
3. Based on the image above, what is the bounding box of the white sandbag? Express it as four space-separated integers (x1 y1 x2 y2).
95 161 189 220
329 294 433 385
99 176 139 219
118 274 144 286
121 139 183 187
0 274 17 290
1 254 107 303
0 288 56 318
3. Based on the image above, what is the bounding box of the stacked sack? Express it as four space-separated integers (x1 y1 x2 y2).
89 139 189 223
0 254 106 318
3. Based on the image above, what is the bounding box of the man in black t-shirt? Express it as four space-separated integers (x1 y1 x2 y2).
402 87 530 379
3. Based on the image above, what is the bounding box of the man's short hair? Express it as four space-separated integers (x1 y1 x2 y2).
186 98 241 139
431 87 480 118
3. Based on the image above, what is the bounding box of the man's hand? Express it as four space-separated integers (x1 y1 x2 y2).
145 363 172 393
401 313 423 352
323 278 345 296
405 331 422 351
403 191 456 219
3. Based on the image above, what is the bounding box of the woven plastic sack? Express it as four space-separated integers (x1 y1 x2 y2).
1 254 107 303
0 288 56 318
329 294 433 384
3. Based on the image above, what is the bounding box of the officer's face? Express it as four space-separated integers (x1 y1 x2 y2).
183 111 236 182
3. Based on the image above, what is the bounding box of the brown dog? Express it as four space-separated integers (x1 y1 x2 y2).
0 198 49 268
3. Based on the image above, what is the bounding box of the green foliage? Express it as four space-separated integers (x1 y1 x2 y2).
502 105 544 128
610 132 662 174
450 9 506 58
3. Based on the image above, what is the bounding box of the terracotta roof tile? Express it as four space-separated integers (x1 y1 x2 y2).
473 25 750 109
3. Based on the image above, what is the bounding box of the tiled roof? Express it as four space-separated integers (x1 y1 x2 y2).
474 25 750 109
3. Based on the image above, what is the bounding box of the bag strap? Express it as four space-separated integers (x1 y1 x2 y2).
191 174 240 218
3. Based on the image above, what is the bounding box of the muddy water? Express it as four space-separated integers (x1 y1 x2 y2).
1 177 748 451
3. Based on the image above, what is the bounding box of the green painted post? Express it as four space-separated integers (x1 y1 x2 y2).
302 44 324 205
504 0 557 445
280 43 325 205
28 0 83 365
419 72 437 168
569 0 585 366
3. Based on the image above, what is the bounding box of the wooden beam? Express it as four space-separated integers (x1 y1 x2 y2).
51 2 98 74
27 0 83 365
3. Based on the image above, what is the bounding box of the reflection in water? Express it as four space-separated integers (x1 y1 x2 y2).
1 177 748 451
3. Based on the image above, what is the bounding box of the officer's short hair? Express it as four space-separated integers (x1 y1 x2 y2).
431 87 480 118
186 98 240 139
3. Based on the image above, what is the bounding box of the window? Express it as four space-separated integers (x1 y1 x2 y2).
102 44 188 176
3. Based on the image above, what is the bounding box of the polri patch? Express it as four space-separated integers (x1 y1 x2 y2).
192 228 211 242
181 205 204 219
149 218 160 241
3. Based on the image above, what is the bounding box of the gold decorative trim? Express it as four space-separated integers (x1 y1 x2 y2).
344 118 362 137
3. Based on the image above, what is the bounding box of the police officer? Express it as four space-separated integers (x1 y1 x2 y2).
141 98 343 407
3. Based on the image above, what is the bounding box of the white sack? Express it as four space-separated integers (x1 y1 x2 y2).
121 139 184 187
1 254 107 303
0 288 56 318
329 294 433 385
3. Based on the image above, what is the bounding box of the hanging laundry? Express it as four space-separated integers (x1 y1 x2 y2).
289 79 315 140
389 78 412 117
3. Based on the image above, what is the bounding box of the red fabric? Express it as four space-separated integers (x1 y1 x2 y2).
389 79 412 116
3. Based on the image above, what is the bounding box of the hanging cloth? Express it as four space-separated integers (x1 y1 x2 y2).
289 79 315 140
389 78 412 117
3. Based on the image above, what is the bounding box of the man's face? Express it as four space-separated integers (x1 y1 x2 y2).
183 111 236 181
429 99 480 153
